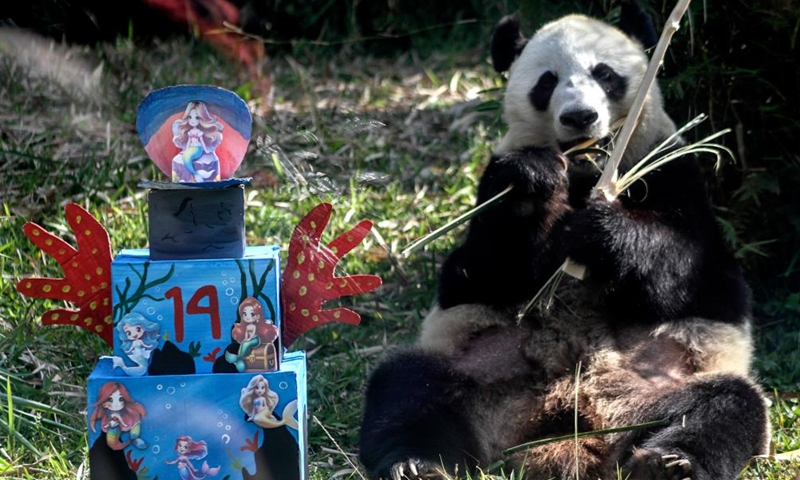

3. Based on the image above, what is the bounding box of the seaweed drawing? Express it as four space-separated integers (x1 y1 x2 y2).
234 259 276 321
113 262 175 324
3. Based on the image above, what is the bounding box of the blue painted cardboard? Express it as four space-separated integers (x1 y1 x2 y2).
110 246 281 375
87 351 307 480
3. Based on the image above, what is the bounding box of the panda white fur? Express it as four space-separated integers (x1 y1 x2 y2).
360 5 769 480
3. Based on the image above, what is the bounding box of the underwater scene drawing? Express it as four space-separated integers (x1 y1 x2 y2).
87 353 306 480
110 247 281 375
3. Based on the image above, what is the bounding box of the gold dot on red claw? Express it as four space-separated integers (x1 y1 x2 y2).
70 313 79 321
96 267 103 275
318 261 325 270
24 282 31 289
72 262 79 269
100 282 108 289
347 235 353 242
92 248 98 254
299 286 307 296
84 318 92 326
95 325 103 333
90 301 98 310
42 284 52 293
297 252 305 264
77 290 85 298
333 311 341 319
308 273 315 281
62 285 71 293
58 249 66 256
312 315 319 322
293 270 300 279
75 215 82 224
32 229 40 236
326 282 333 290
310 221 316 229
331 246 338 254
84 229 91 236
45 239 53 246
51 313 60 320
339 280 348 287
104 316 112 325
289 303 296 311
85 274 91 281
301 309 309 317
103 299 109 306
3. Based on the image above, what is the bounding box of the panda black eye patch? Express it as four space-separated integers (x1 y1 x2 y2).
529 71 558 111
591 63 627 101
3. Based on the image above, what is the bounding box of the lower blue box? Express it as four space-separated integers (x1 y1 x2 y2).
87 351 307 480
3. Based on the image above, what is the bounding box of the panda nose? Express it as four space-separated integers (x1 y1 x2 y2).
560 109 599 129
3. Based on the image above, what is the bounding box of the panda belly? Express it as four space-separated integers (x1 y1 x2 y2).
417 277 760 479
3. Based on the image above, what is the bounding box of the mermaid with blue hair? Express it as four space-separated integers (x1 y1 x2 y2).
171 101 223 182
106 312 161 376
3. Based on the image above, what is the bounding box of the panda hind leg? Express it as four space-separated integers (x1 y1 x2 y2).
621 374 768 480
359 349 484 480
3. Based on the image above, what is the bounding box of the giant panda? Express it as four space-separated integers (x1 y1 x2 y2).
359 4 770 480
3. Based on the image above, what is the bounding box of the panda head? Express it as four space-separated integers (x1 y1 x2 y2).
492 11 676 168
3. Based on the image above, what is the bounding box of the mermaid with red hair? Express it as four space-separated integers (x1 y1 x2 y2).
166 435 221 479
89 382 148 450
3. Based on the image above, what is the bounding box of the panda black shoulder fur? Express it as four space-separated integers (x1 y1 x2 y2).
360 5 769 480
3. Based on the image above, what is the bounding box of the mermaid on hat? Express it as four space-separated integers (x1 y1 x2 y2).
171 101 223 182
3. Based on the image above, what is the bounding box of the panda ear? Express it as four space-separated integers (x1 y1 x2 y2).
491 15 529 73
617 0 659 51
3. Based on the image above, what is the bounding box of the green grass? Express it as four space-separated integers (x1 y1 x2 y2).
0 34 797 480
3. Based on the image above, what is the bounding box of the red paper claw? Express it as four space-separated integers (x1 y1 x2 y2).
282 203 382 347
203 347 222 363
241 431 260 452
16 204 114 346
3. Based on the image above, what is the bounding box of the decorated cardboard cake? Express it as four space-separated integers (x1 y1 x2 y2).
16 85 382 480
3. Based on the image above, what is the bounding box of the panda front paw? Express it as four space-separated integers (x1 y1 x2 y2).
387 458 449 480
622 448 692 480
480 146 568 203
563 196 620 268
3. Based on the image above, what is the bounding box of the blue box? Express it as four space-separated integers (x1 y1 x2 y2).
110 246 281 375
87 351 308 480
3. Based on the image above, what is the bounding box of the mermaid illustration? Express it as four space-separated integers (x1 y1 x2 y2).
239 375 299 429
224 297 279 372
171 101 223 182
106 312 160 376
89 382 148 450
166 435 221 480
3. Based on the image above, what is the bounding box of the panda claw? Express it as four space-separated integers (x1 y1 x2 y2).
391 464 404 480
661 454 679 461
389 459 446 480
664 459 691 469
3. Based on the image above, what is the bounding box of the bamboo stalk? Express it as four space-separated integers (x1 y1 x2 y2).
593 0 693 202
503 419 669 456
400 185 514 258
